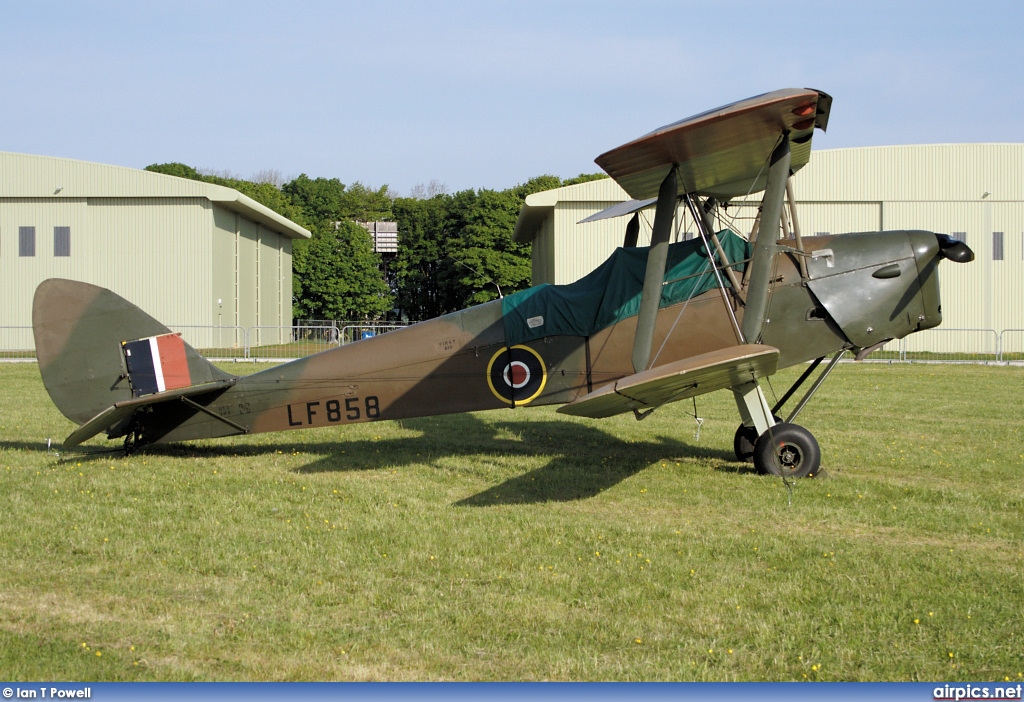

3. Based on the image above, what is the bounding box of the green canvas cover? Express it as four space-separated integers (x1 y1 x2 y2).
502 230 751 345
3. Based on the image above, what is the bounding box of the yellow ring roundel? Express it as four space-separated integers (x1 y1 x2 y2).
486 345 547 405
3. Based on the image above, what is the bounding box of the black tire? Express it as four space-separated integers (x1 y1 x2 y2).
733 424 759 463
752 422 821 479
733 415 783 465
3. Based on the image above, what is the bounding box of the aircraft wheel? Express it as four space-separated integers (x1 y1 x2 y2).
752 423 821 479
733 424 759 464
733 415 782 466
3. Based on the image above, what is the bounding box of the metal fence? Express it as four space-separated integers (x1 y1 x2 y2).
0 322 410 361
340 323 413 345
2 325 1022 363
896 328 1002 363
999 329 1024 361
243 325 342 360
0 326 35 359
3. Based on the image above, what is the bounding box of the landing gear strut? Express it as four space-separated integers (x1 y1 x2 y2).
732 350 845 477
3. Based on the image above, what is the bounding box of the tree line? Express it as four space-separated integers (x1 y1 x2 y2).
144 163 605 322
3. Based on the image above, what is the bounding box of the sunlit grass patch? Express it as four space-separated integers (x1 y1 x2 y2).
0 361 1022 680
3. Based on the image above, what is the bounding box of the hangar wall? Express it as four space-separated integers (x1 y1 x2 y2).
1 152 309 351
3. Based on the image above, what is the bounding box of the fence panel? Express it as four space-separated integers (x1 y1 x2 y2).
998 329 1024 361
0 326 35 359
899 328 1000 363
340 323 411 345
246 325 340 360
168 325 246 358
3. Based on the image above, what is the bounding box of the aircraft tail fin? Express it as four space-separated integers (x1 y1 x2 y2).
32 279 235 429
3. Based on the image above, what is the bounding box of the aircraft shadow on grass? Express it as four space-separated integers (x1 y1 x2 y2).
8 413 745 506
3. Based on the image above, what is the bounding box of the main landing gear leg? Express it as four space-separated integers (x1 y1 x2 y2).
732 380 821 478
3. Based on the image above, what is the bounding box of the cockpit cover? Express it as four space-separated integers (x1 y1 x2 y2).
502 230 750 345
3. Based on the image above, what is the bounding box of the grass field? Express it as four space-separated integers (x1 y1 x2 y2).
0 361 1022 681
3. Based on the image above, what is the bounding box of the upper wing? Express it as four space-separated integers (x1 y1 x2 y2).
595 88 831 201
557 344 779 419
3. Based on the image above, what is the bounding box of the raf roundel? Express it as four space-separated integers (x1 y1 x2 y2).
486 345 547 405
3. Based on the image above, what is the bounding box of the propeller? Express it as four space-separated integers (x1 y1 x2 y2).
936 234 974 263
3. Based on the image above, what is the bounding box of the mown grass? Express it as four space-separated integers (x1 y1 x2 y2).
0 361 1021 681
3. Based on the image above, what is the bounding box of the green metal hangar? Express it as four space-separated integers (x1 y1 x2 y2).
0 152 310 351
513 144 1024 355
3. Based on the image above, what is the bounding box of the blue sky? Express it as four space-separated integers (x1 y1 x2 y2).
2 0 1022 195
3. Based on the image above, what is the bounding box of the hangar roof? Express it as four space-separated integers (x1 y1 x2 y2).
513 177 627 243
0 151 310 240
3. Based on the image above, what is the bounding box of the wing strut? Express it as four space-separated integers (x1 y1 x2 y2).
741 134 792 343
631 167 678 373
683 193 744 344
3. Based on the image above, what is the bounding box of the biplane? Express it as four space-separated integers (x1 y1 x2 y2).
33 88 974 477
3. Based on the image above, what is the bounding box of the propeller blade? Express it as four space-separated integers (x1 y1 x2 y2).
936 234 974 263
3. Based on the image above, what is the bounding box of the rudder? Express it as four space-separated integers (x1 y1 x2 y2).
32 279 234 427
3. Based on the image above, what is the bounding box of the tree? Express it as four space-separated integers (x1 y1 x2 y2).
292 221 392 321
282 174 393 225
443 187 531 307
282 175 395 320
391 175 566 319
391 194 454 320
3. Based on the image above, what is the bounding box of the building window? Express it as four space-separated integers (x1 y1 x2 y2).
993 231 1004 261
19 226 35 257
54 226 71 257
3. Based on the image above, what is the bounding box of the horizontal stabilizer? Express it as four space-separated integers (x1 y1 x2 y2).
557 344 779 419
63 379 236 448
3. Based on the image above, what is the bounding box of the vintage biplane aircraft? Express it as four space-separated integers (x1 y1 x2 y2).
33 88 974 477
